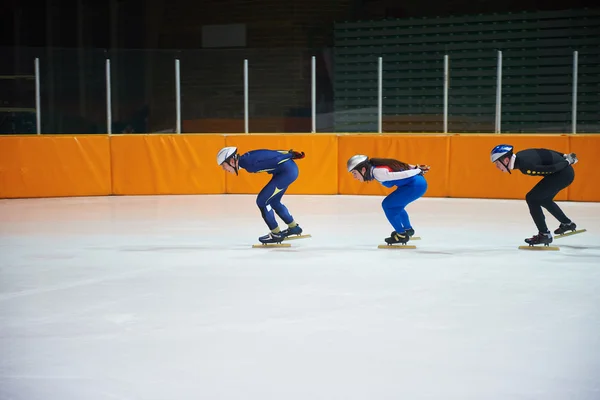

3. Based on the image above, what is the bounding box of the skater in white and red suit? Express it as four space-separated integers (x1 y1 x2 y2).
347 155 430 245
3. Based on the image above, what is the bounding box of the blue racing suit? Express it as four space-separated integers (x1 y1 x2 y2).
239 149 299 230
372 165 428 233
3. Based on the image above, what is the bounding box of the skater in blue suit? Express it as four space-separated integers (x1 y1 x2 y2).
347 155 430 244
217 146 305 244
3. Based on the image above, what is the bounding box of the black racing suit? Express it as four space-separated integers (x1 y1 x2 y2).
514 148 574 233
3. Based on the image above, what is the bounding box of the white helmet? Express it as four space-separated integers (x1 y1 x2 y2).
347 154 368 172
217 146 237 165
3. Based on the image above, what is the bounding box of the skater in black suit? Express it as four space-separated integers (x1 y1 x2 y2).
490 144 579 246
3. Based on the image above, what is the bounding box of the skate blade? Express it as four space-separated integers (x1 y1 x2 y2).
409 236 421 240
252 243 291 248
555 229 587 239
378 244 417 249
518 245 560 251
283 234 312 241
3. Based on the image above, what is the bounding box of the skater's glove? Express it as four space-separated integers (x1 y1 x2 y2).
415 164 431 174
289 149 305 159
563 153 578 165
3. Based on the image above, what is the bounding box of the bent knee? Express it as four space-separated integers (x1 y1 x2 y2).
381 196 393 210
382 196 405 210
256 195 268 208
525 191 544 204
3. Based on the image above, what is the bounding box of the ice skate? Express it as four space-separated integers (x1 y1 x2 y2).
554 222 577 235
519 232 559 251
553 222 586 239
525 232 553 245
378 231 416 249
258 231 284 244
390 229 421 241
282 225 302 237
281 225 312 241
380 231 416 249
404 228 421 240
386 231 409 244
252 231 291 248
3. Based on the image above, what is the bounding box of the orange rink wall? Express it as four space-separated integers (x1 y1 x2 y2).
0 133 599 201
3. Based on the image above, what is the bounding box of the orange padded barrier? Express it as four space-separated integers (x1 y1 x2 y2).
0 135 111 198
568 135 600 202
223 134 338 195
338 135 450 197
2 133 599 201
110 134 226 195
448 134 571 200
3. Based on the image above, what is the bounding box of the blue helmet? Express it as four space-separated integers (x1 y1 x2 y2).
490 144 514 163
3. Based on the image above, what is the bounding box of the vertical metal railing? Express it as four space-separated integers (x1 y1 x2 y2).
495 50 503 133
175 59 181 134
572 50 579 134
443 55 449 133
34 57 41 135
244 59 249 134
378 56 383 133
106 59 112 135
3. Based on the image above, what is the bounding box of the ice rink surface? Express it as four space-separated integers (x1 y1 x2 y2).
1 194 599 400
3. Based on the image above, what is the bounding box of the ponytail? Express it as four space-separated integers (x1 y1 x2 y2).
369 158 411 172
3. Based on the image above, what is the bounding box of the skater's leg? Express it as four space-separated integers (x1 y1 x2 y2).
541 200 572 224
381 195 409 244
382 176 428 231
526 166 574 232
382 192 406 233
269 161 304 236
269 162 299 225
271 198 293 224
397 176 427 229
525 190 549 233
272 193 303 236
540 166 574 224
397 209 411 230
257 161 300 232
256 179 281 232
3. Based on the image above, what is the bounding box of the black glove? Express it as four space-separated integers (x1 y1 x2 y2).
289 149 305 159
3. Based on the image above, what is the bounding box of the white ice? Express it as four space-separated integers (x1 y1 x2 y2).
1 194 600 400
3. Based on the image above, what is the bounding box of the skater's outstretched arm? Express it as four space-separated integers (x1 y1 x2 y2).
240 150 296 173
372 166 422 182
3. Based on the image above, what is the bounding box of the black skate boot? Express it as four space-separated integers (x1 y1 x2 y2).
554 222 577 235
524 232 553 246
258 231 284 244
281 225 302 237
385 231 410 245
391 229 415 237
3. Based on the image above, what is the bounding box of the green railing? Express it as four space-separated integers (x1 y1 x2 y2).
334 8 600 133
